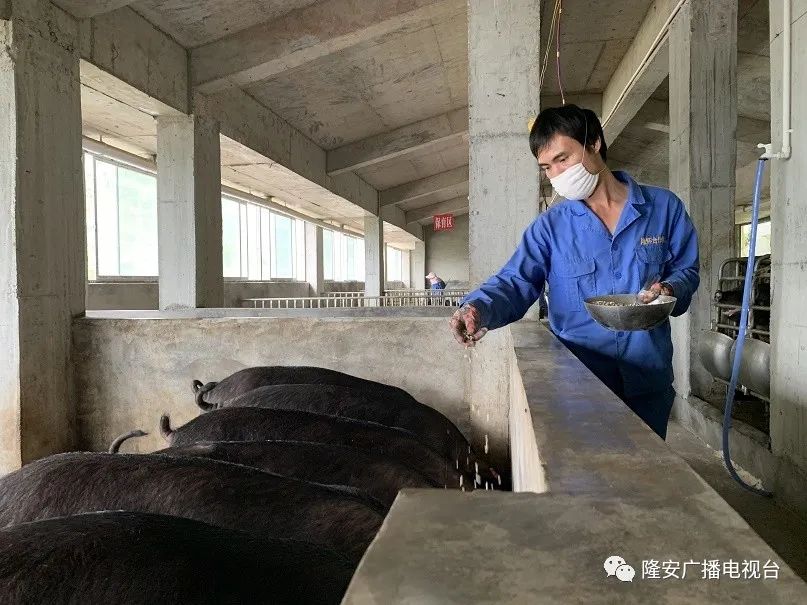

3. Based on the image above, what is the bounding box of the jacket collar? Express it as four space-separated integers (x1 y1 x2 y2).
569 170 646 216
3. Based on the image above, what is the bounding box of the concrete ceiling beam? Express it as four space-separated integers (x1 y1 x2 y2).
53 1 136 18
80 60 183 120
405 223 424 241
380 204 424 240
77 3 389 235
191 0 444 94
381 204 407 231
602 38 669 145
380 166 469 206
600 0 685 144
194 88 380 217
643 121 670 133
639 97 769 143
405 197 469 224
79 7 190 114
327 107 468 176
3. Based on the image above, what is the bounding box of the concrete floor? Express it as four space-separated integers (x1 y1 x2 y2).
666 421 807 582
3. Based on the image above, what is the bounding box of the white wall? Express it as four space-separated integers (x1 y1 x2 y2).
425 213 470 286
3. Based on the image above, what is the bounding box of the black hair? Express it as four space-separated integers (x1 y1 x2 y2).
528 104 607 162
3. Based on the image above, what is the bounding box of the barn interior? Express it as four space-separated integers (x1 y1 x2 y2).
2 0 807 602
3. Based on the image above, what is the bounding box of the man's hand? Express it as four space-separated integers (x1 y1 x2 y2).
450 304 488 347
638 282 674 304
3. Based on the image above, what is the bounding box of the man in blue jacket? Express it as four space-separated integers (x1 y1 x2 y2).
427 272 446 290
450 105 700 440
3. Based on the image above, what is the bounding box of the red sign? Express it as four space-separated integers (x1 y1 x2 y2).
433 213 455 232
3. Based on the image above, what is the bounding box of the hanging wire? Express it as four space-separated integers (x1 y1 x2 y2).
555 0 566 105
538 0 561 92
537 0 565 212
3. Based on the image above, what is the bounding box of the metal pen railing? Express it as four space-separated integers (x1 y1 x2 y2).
324 291 365 298
384 288 469 296
243 290 468 309
713 255 771 343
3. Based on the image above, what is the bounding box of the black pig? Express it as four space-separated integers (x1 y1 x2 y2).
0 511 353 604
111 434 438 507
196 383 497 483
192 366 418 410
160 408 470 488
0 453 383 562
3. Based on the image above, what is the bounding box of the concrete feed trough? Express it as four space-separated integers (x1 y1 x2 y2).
72 310 807 603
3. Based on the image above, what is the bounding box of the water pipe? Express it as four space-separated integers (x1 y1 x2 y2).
759 0 791 160
721 158 772 497
728 0 794 495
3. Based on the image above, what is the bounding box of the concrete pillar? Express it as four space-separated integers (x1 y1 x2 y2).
769 6 807 471
364 215 385 297
305 223 324 295
467 0 540 285
668 0 737 402
0 1 85 471
401 248 411 288
412 240 426 289
157 115 223 309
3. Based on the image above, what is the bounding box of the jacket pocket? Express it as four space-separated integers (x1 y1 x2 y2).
553 258 596 312
636 245 673 285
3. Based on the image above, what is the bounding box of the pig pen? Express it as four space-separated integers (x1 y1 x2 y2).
73 310 538 487
72 309 807 603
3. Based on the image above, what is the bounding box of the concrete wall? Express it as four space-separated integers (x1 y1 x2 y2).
86 283 159 311
320 280 408 294
425 213 470 285
86 280 418 310
223 281 311 305
465 325 512 471
72 315 510 459
86 281 314 310
761 2 807 517
509 354 546 493
323 281 365 293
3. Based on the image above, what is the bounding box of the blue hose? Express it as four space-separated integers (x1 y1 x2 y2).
721 158 773 497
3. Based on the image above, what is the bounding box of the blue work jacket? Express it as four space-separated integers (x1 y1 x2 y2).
462 171 700 396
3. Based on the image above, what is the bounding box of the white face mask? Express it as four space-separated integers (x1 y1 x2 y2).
549 161 600 200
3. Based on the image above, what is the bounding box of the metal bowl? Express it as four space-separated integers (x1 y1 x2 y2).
584 294 676 331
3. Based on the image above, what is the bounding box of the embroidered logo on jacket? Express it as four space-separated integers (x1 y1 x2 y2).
640 235 666 245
